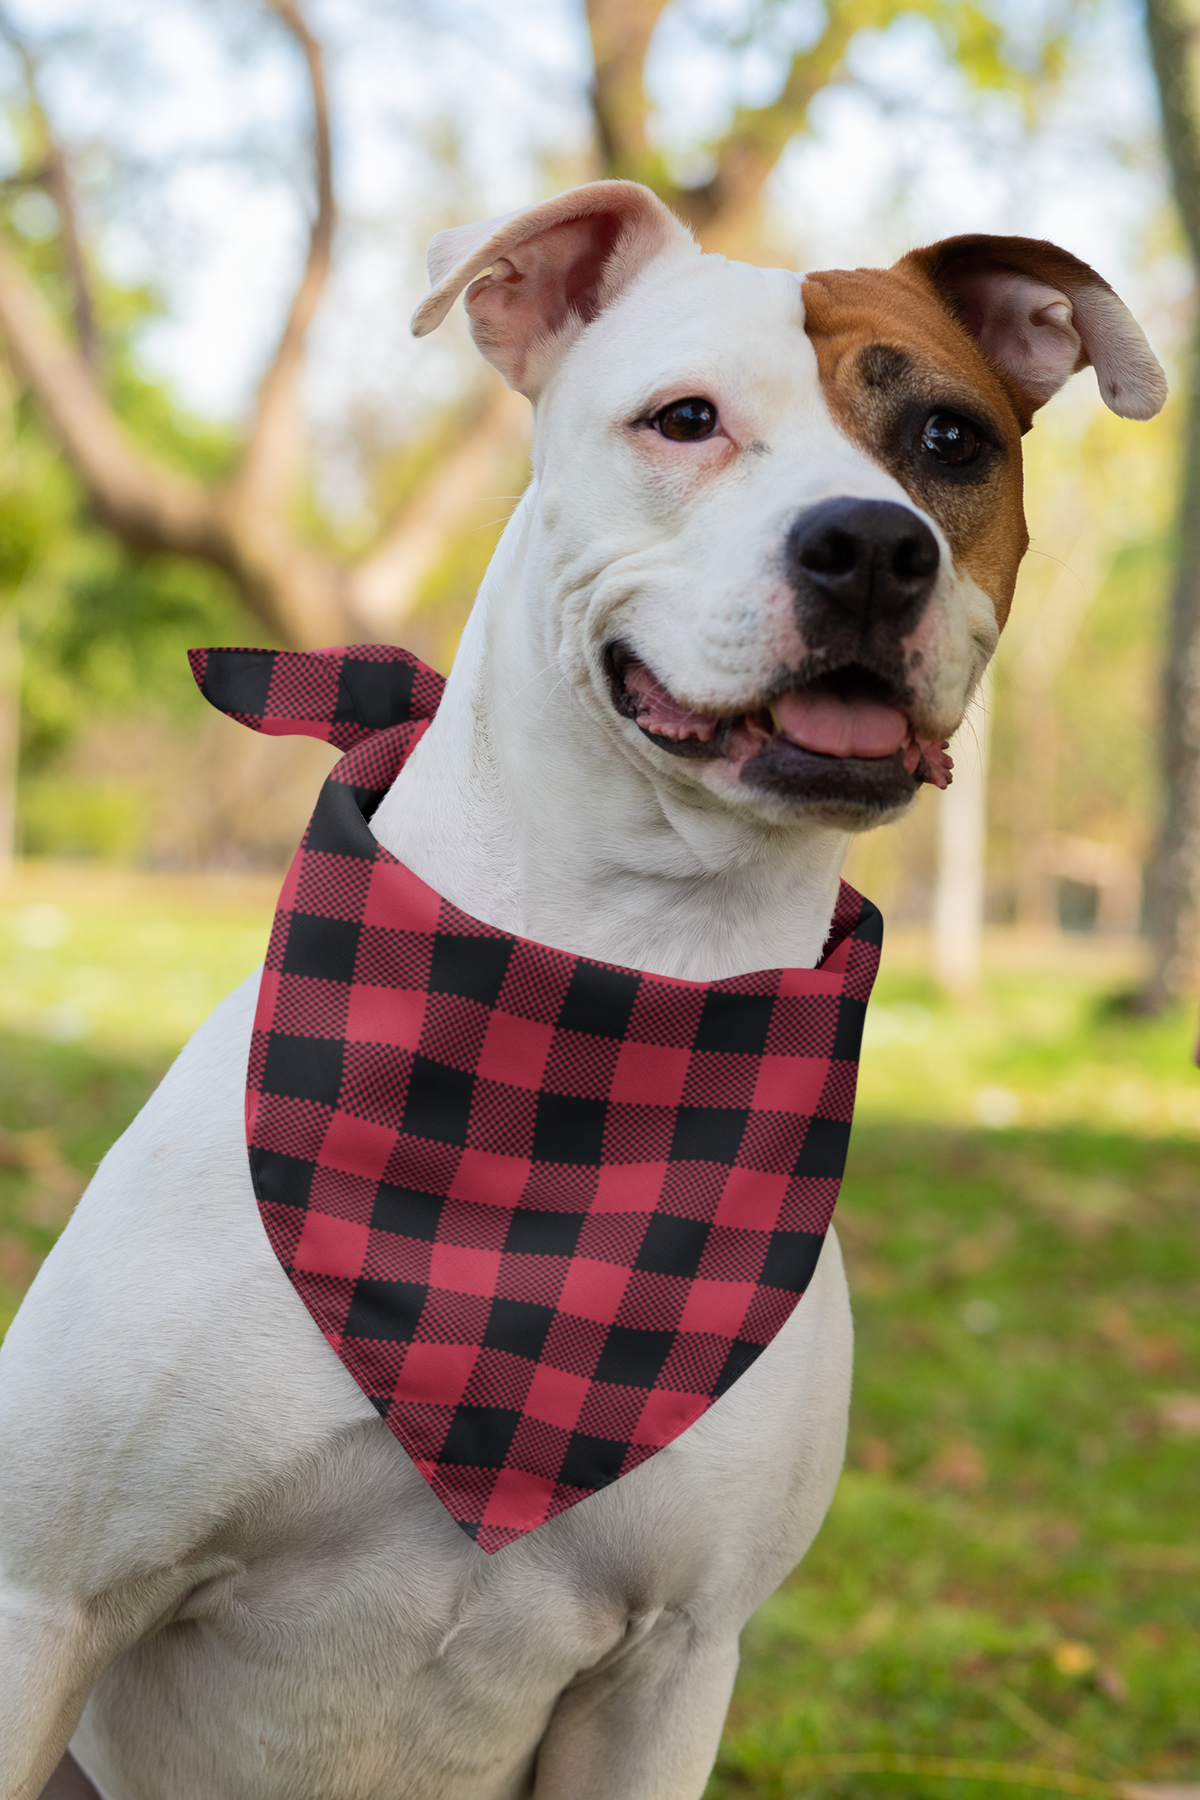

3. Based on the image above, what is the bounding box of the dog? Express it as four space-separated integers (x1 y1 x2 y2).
0 180 1164 1800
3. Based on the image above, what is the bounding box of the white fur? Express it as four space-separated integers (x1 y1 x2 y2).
0 183 1139 1800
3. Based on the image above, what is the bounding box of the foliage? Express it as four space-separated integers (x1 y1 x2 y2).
18 548 253 771
0 480 43 593
11 513 256 858
0 178 258 854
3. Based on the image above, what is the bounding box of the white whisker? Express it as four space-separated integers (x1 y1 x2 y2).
489 662 561 718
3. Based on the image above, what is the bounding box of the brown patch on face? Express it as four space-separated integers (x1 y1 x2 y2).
802 261 1030 624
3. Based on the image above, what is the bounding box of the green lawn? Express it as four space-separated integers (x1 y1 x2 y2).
0 866 1196 1798
717 944 1200 1800
0 862 275 1324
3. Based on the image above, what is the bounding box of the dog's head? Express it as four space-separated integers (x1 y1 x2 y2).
413 181 1165 831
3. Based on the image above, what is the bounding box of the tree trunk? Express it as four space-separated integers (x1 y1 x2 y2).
350 388 530 634
1142 307 1200 1002
1013 669 1058 932
932 668 993 996
1006 520 1101 934
1143 0 1200 1006
0 602 17 877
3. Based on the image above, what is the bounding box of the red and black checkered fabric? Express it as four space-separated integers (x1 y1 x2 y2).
193 645 882 1553
187 644 446 750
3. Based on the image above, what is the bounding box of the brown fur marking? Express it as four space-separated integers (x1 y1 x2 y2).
802 261 1031 624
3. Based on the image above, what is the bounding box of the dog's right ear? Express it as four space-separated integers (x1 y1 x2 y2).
410 180 695 398
898 235 1167 423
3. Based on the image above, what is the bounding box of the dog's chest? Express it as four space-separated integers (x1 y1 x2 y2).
77 1422 719 1798
57 977 851 1797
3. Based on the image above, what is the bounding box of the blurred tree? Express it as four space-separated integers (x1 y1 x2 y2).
0 151 259 864
586 0 1038 257
0 0 455 651
0 365 76 871
1143 0 1200 1006
0 480 39 875
0 0 1072 654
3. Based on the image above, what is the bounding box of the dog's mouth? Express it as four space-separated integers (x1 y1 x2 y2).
607 647 953 811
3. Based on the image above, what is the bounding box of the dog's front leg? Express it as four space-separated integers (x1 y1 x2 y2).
531 1615 739 1800
1 1551 235 1800
0 1611 89 1800
0 1587 129 1800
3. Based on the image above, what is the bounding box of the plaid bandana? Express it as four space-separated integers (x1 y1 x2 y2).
191 645 882 1553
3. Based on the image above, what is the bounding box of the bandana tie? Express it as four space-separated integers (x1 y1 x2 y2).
191 645 882 1553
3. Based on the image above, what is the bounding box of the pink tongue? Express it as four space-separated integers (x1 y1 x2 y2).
772 689 908 760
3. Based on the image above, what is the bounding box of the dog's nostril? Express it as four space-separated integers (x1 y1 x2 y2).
786 497 940 624
892 531 939 583
798 527 858 577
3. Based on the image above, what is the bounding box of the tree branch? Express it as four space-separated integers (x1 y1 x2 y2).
1145 0 1200 270
349 386 529 633
669 8 861 241
0 8 98 365
0 225 351 646
0 0 355 648
230 0 336 519
42 137 98 367
590 0 1013 254
585 0 673 184
0 232 210 552
582 0 868 250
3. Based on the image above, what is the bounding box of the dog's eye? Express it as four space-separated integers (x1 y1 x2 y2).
655 398 719 441
921 411 980 466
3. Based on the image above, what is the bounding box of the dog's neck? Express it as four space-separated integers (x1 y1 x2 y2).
370 494 850 982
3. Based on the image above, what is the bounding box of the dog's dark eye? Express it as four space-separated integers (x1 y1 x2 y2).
921 411 980 466
655 398 719 441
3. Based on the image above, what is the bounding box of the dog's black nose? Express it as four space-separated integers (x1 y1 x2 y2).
786 498 939 626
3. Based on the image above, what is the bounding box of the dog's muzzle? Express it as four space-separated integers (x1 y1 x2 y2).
608 494 954 821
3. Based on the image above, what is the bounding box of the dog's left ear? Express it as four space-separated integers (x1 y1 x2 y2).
410 180 695 397
899 235 1167 422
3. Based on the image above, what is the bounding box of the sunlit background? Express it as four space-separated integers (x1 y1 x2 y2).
0 3 1196 1795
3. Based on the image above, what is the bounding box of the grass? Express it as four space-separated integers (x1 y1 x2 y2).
0 861 275 1327
0 865 1196 1797
710 1114 1199 1799
709 937 1200 1800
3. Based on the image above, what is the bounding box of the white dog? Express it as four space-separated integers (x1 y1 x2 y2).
0 180 1164 1800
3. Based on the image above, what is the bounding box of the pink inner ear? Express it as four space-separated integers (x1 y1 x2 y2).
465 211 627 391
952 268 1085 405
562 213 624 323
